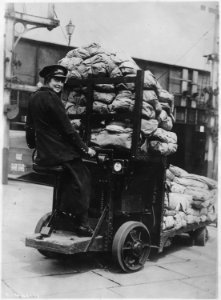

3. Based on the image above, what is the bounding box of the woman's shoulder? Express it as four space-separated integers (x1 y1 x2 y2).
32 87 58 99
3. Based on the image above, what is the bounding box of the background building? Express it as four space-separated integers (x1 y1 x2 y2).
3 2 219 183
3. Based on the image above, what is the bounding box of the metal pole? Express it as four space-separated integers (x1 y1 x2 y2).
211 5 219 107
211 6 219 179
2 4 15 184
48 4 55 19
201 5 219 179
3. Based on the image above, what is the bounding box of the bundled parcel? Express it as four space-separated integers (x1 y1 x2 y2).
163 165 217 231
59 43 177 156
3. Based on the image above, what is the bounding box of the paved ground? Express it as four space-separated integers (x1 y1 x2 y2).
2 180 219 298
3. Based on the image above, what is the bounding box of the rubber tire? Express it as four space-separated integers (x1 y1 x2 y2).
193 226 208 246
35 212 62 258
112 221 151 273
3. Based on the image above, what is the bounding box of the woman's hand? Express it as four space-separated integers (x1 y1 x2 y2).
87 147 96 157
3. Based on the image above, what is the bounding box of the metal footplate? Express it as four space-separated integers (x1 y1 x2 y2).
26 231 103 255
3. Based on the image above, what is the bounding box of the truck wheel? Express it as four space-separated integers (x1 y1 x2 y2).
193 226 208 246
35 212 61 258
112 221 151 272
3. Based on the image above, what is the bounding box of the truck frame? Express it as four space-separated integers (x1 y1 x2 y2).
26 70 211 272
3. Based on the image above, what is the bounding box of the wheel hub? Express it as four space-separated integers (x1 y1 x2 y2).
132 241 143 256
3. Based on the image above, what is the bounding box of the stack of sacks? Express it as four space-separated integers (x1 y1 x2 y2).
163 165 217 231
59 42 177 155
163 193 191 230
90 121 133 150
141 128 177 156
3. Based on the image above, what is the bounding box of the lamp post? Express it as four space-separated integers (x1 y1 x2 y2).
65 20 75 46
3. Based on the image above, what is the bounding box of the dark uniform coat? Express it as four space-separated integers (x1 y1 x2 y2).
26 86 88 165
26 86 91 215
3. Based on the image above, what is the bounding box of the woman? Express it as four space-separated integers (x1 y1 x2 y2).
26 64 96 236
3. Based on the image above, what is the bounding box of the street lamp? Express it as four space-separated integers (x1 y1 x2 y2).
65 20 75 46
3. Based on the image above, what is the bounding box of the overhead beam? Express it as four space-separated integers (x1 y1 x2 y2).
5 10 59 30
4 81 38 93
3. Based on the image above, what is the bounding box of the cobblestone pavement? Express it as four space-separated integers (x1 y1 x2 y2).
2 180 219 298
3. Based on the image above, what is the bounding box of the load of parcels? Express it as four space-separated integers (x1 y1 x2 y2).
163 165 217 231
59 43 177 156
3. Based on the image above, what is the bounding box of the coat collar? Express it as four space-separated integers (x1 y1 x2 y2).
39 86 55 93
37 86 61 97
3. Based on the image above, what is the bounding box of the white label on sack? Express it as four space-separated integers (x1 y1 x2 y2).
11 163 18 171
16 153 23 161
17 164 25 172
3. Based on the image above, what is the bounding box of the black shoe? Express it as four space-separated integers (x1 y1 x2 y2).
76 225 94 237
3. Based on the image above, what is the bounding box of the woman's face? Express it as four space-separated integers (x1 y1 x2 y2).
48 77 65 94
